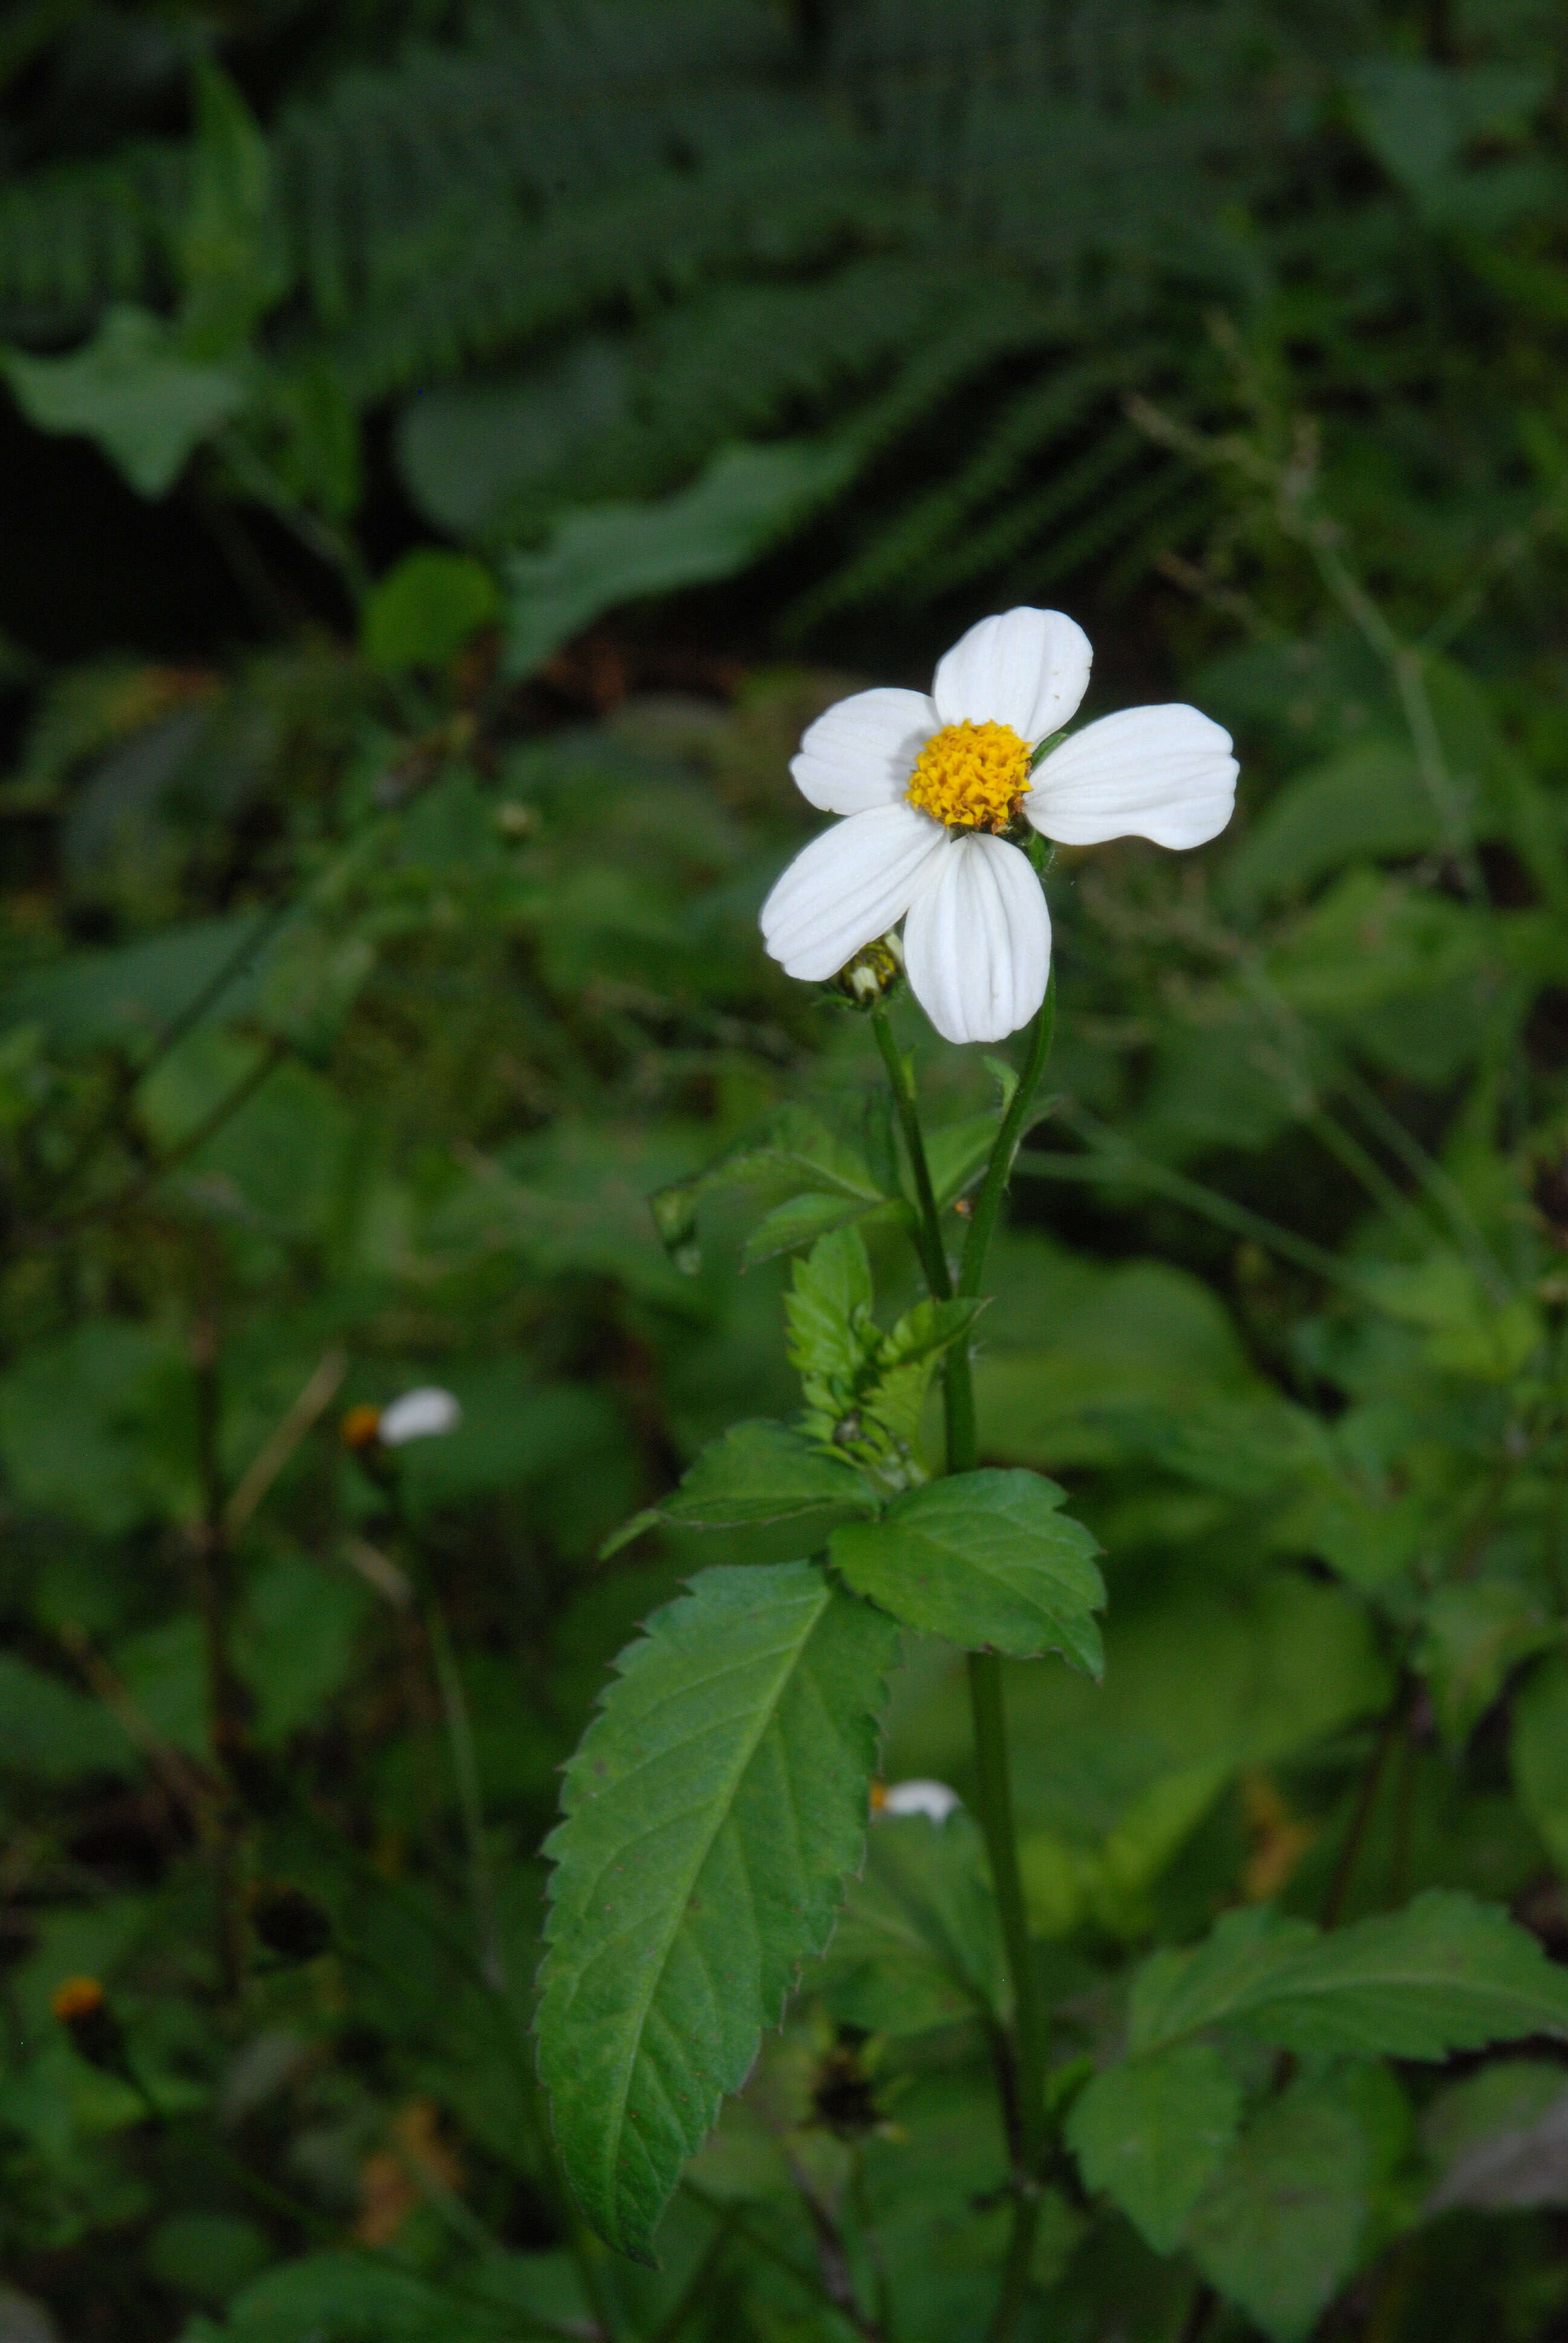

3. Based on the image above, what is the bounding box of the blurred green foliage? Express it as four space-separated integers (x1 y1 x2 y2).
4 2 1568 2339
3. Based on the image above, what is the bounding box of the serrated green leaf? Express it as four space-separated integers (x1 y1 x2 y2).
1131 1892 1568 2059
1067 2043 1243 2253
831 1469 1103 1668
599 1419 878 1558
785 1225 875 1384
537 1561 899 2259
1187 2074 1371 2342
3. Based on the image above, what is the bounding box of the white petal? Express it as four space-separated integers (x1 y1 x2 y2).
760 803 947 983
379 1387 463 1445
880 1778 961 1823
932 607 1093 741
1027 704 1237 848
789 687 936 814
902 833 1050 1045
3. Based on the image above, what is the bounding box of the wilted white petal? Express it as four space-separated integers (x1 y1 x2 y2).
760 803 947 983
880 1778 961 1823
790 687 936 814
379 1386 463 1446
902 833 1050 1045
1027 704 1237 848
932 607 1093 742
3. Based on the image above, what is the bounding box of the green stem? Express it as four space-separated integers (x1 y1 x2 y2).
985 2182 1042 2343
870 1005 953 1299
423 1590 507 1993
871 983 1060 2343
959 974 1057 1306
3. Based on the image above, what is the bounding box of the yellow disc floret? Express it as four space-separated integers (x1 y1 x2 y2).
904 719 1032 832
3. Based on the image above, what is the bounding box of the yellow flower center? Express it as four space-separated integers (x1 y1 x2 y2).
904 719 1032 832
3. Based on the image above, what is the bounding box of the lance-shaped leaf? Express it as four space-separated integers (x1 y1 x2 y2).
537 1562 899 2260
599 1418 879 1558
1130 1891 1568 2060
830 1467 1103 1669
1067 2042 1243 2253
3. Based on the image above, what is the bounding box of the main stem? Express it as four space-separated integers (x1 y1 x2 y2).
872 988 1057 2341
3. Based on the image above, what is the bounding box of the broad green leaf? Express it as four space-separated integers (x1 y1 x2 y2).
1066 2042 1243 2253
537 1561 899 2259
831 1468 1103 1670
0 1653 134 1782
361 550 500 672
1187 2074 1371 2342
824 1807 1006 2035
2 307 247 497
1131 1892 1568 2059
600 1418 878 1558
504 439 856 679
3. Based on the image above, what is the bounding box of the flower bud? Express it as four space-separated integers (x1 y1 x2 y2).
830 931 904 1010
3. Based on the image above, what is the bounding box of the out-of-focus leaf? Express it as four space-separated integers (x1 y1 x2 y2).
824 1807 1005 2035
1424 2061 1568 2210
2 308 246 497
1510 1651 1568 1873
1418 1581 1557 1750
503 439 856 680
1067 2042 1243 2253
0 1321 196 1536
0 1654 134 1782
1220 738 1437 908
1186 2073 1372 2342
361 550 500 672
1130 1892 1568 2059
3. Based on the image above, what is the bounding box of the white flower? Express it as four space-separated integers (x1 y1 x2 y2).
878 1778 962 1824
760 607 1237 1044
377 1386 463 1446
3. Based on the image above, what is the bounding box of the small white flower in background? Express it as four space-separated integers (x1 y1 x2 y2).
877 1778 962 1824
377 1386 463 1446
760 606 1237 1045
